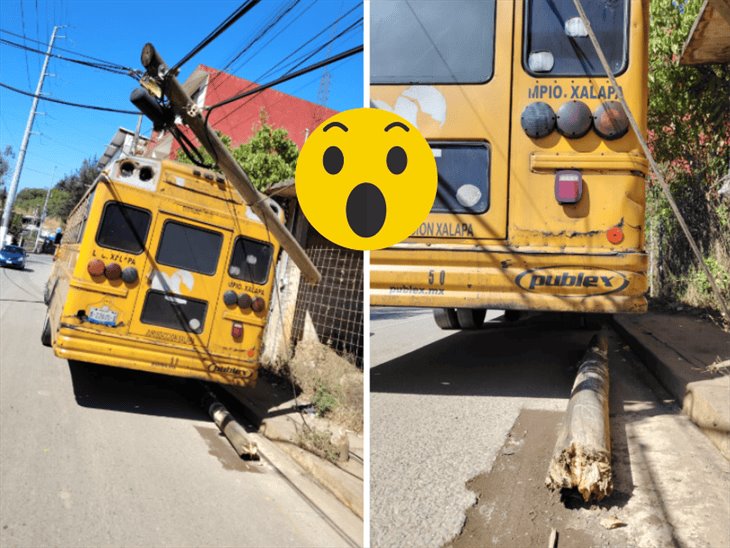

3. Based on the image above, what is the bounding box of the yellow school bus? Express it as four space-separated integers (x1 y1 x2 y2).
370 0 649 328
42 155 282 385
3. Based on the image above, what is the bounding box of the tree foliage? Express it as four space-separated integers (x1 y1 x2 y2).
13 187 71 219
177 113 298 190
53 157 101 220
647 0 730 311
0 145 14 210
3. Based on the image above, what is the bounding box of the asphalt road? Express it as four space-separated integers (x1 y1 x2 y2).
370 307 730 548
0 255 350 548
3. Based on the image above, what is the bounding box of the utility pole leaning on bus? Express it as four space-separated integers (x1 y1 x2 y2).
0 26 60 247
133 43 321 284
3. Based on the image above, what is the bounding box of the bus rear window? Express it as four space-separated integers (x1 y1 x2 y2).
430 143 490 215
371 0 496 84
96 202 151 254
140 290 207 334
228 237 273 285
156 221 222 276
524 0 629 76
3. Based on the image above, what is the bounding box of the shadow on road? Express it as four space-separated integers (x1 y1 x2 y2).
68 360 208 421
370 307 429 322
371 319 597 399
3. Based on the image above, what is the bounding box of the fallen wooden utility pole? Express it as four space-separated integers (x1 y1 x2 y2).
138 43 321 284
546 331 612 502
202 388 259 460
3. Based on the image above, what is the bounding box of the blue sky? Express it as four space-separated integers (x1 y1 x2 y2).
0 0 363 191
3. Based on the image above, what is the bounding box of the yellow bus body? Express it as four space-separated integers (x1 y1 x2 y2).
370 0 649 314
45 156 281 386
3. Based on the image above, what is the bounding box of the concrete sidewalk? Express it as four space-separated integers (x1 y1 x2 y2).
221 375 364 519
613 311 730 459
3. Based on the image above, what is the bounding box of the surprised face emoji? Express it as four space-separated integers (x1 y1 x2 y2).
295 108 437 251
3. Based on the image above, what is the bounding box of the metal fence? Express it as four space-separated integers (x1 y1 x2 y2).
291 246 363 368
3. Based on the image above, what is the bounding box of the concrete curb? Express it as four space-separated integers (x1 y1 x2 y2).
612 316 730 460
222 385 363 517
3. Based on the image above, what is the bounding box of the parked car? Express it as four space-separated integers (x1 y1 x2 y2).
0 245 27 269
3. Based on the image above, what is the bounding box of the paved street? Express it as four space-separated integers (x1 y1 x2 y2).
370 307 730 547
0 255 350 548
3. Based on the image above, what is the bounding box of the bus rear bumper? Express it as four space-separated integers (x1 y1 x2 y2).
54 326 258 386
370 246 648 314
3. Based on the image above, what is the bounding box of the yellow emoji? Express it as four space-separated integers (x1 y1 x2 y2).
295 108 437 251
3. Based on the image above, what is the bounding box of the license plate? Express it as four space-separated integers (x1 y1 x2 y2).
87 306 118 327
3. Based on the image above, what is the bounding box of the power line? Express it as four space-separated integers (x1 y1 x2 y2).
0 37 140 78
170 0 263 72
208 6 361 129
207 45 362 110
0 81 139 115
0 28 130 71
207 0 300 95
18 2 33 88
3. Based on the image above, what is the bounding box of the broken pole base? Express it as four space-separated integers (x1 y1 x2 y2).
546 331 612 502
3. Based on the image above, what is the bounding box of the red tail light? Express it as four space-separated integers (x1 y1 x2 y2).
238 293 253 309
231 322 243 338
104 262 122 280
87 259 105 277
252 297 266 313
554 170 583 204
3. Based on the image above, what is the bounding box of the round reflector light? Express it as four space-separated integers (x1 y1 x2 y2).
238 293 253 309
121 266 138 284
592 101 629 140
607 226 624 244
87 259 105 277
520 102 556 138
556 101 592 138
104 262 122 280
223 290 238 306
252 297 266 313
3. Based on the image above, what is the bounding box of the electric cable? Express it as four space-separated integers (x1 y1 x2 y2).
0 81 139 115
207 45 362 110
170 0 262 73
0 37 141 78
0 28 133 71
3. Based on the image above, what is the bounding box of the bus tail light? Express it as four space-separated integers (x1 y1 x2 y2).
238 293 253 309
555 170 583 204
87 259 105 277
593 101 629 140
223 290 237 306
556 101 592 138
121 267 138 284
104 262 122 280
231 322 243 338
252 297 266 313
521 102 556 138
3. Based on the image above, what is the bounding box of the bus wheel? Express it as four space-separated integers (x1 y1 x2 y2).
41 315 52 347
504 310 522 322
456 308 486 330
433 308 460 330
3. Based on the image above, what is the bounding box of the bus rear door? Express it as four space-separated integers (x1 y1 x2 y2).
128 212 232 355
370 0 514 242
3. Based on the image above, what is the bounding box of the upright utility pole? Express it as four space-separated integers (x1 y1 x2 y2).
0 26 59 246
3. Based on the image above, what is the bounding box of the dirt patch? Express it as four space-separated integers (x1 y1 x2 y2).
289 339 363 433
448 410 631 548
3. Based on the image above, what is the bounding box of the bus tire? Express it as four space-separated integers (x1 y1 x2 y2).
41 315 52 347
433 308 459 330
456 308 486 330
504 310 522 322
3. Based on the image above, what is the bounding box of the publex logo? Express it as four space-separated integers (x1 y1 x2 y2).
515 267 629 297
